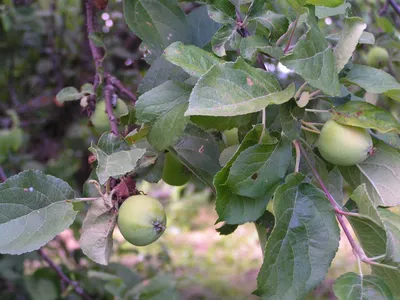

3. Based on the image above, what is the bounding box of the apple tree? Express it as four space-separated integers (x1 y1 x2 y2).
1 0 400 299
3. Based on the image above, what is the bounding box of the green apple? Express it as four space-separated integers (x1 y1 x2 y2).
118 195 167 246
317 119 373 166
162 152 191 186
91 99 128 132
222 128 239 147
367 46 389 69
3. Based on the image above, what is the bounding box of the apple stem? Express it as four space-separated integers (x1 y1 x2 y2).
295 82 308 99
284 14 300 54
301 126 320 134
292 140 301 173
305 108 330 114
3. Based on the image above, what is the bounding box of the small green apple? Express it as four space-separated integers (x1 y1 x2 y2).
91 99 128 132
162 152 191 186
118 195 167 246
367 46 389 69
317 119 373 166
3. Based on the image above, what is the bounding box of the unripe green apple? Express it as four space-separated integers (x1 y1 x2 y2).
222 128 239 147
118 195 167 246
367 46 389 69
317 119 373 166
91 99 128 132
162 152 191 186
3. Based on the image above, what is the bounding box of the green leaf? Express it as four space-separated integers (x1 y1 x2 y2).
214 125 279 224
191 114 255 130
374 131 400 150
138 57 189 94
89 134 146 184
205 0 236 24
56 86 82 103
340 142 400 207
342 64 400 94
239 36 284 63
136 81 192 123
211 23 236 57
347 185 387 258
333 17 366 72
333 272 394 300
163 42 223 77
326 166 344 205
25 268 60 300
307 0 344 7
327 31 375 45
136 81 192 151
216 223 238 235
187 6 221 48
171 124 221 188
248 10 289 41
225 136 292 200
148 103 189 151
331 101 400 134
89 32 106 49
372 263 400 297
124 273 179 300
80 197 117 265
123 0 190 52
0 170 77 255
254 173 340 299
279 100 305 140
315 3 351 18
378 208 400 263
185 58 295 117
281 22 340 96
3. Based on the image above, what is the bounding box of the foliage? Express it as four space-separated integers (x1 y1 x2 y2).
1 0 400 299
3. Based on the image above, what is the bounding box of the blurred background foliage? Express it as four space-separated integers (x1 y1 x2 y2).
0 0 400 299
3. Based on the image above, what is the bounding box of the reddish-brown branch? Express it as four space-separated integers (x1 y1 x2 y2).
389 0 400 14
283 14 299 54
84 0 103 73
104 83 119 135
105 73 137 104
38 249 92 300
235 9 267 71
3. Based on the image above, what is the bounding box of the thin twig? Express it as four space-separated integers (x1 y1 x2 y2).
292 140 301 173
84 0 103 72
235 8 267 71
295 82 308 99
0 166 6 183
105 73 136 104
104 83 119 135
389 0 400 15
284 14 300 54
38 249 92 300
309 89 322 98
379 0 390 15
301 125 320 134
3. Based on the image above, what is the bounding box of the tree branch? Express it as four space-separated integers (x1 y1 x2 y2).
284 14 299 54
389 0 400 15
105 73 137 104
235 9 267 71
84 0 103 73
38 248 92 300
